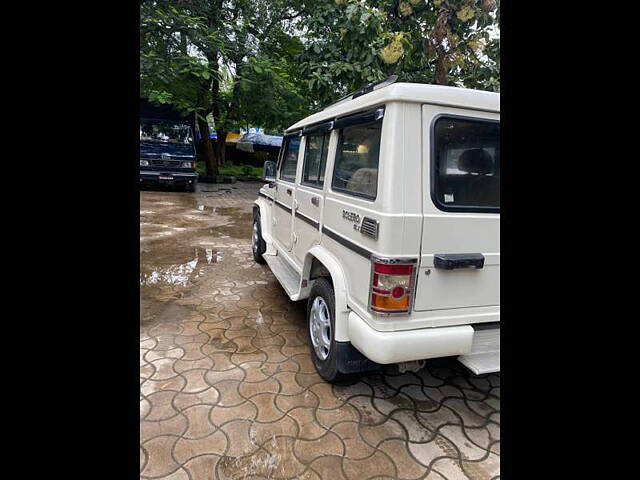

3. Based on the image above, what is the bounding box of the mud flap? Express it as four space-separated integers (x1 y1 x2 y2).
336 341 381 374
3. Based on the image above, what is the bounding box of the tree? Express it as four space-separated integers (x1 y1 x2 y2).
297 0 500 106
140 0 312 175
140 0 500 171
141 1 223 175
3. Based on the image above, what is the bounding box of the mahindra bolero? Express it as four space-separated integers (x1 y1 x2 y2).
252 80 499 381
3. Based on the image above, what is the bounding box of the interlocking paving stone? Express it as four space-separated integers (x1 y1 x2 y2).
140 183 500 479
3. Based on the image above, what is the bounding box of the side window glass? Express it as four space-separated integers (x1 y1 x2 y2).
331 119 382 199
302 132 330 188
279 137 301 182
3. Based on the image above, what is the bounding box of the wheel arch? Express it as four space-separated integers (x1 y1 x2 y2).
303 245 350 342
253 198 273 246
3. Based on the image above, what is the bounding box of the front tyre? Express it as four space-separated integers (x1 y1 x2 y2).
252 216 266 264
307 278 349 382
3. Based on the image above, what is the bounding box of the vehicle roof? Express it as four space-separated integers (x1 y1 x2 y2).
287 83 499 132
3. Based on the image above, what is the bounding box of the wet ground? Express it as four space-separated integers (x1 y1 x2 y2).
140 182 500 480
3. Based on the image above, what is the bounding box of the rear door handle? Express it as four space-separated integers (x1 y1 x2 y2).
434 253 485 270
286 188 292 196
311 197 319 206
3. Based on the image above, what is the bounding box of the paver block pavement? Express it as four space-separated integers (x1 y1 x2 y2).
140 182 500 479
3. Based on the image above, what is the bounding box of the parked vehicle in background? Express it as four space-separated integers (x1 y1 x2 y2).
253 78 500 382
139 118 198 192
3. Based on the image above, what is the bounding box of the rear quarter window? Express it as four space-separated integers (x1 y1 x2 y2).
331 119 382 200
432 116 500 212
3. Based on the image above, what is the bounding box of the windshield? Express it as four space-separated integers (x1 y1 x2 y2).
140 122 193 144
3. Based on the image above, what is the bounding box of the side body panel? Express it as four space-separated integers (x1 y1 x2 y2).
273 136 305 253
320 102 424 325
292 134 335 265
272 178 295 252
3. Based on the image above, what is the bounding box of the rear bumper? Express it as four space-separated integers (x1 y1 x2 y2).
347 311 476 364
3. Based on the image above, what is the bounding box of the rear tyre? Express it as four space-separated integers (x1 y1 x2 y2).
252 216 266 264
307 278 350 382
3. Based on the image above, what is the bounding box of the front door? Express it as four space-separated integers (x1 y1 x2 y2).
414 106 500 312
293 129 332 264
273 136 301 251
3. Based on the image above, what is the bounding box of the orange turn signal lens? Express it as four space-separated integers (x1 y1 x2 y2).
371 293 410 312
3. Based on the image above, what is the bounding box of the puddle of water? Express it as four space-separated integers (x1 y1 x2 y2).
140 247 223 289
140 189 257 305
208 208 252 238
140 257 198 287
216 207 246 217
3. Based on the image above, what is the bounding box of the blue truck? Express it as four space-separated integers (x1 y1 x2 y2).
139 118 198 192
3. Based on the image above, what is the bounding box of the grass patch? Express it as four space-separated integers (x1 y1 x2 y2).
196 162 262 178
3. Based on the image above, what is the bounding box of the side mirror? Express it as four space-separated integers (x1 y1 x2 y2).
262 161 276 182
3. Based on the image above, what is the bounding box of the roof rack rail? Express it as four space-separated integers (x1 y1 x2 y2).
322 75 398 111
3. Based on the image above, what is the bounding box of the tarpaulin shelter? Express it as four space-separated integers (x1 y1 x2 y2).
225 131 283 167
235 132 283 153
225 132 243 144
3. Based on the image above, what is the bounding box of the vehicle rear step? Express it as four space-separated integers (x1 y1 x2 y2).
458 352 500 375
263 253 301 299
457 325 500 375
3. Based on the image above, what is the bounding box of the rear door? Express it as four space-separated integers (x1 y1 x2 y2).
273 135 301 251
292 125 333 265
414 106 500 311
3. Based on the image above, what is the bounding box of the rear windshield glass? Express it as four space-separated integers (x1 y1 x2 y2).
433 117 500 211
332 119 382 199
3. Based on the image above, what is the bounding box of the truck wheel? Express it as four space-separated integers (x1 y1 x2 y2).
252 216 266 264
307 278 349 382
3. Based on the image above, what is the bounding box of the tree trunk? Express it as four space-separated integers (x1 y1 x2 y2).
197 116 219 177
435 50 449 85
207 3 224 170
433 9 450 86
215 130 227 167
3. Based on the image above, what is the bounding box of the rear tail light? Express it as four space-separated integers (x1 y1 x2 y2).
369 258 417 314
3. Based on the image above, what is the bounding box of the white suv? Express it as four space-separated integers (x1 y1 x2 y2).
252 80 499 382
